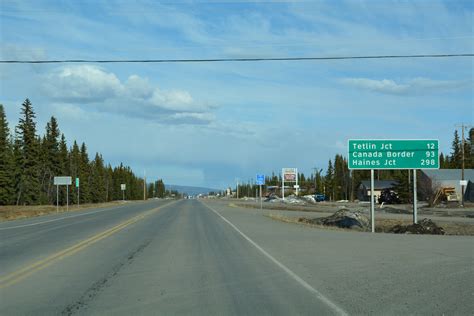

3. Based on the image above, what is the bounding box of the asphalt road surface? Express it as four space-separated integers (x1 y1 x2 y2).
1 199 472 315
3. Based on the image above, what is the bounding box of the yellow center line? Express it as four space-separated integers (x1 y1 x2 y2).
0 200 179 289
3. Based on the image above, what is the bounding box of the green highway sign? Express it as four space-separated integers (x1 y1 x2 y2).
348 139 439 169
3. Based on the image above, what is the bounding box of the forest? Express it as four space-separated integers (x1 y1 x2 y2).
0 99 173 206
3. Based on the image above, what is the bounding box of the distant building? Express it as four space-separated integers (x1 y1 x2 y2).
357 180 398 201
419 169 474 203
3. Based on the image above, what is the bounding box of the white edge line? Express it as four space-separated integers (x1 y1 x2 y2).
202 201 348 316
0 203 132 231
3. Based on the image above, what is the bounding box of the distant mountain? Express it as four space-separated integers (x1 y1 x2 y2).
166 184 221 196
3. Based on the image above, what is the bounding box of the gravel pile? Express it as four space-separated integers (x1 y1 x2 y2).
298 208 369 230
390 218 445 235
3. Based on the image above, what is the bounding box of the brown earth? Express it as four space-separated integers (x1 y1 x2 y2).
0 201 132 221
266 214 474 236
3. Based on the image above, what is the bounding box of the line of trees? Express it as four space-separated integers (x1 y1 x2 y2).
235 129 473 202
0 99 161 206
146 179 181 199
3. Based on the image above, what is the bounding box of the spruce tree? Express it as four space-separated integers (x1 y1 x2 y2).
79 143 91 203
325 159 334 200
69 141 81 204
15 99 41 205
450 130 462 168
40 117 61 204
57 134 69 205
463 128 472 169
0 105 15 204
90 153 106 203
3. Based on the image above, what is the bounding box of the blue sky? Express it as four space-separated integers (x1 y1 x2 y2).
1 0 473 189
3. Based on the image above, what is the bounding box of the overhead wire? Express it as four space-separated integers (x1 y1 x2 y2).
1 53 473 64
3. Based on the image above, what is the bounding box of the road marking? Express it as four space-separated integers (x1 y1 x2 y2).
0 200 179 289
0 203 134 231
202 201 348 316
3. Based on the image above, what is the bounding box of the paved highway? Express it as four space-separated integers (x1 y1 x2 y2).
0 199 472 315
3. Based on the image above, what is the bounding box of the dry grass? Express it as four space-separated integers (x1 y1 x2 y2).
266 214 474 236
0 201 131 221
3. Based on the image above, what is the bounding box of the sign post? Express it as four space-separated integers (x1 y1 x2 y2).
54 176 72 213
282 168 297 200
348 139 439 231
121 184 126 201
370 169 375 233
413 170 418 223
256 174 265 210
76 177 80 207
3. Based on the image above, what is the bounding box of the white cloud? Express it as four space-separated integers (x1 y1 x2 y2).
340 77 471 95
43 65 216 124
44 65 122 102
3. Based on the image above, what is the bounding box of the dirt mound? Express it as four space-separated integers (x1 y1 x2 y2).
390 218 445 235
298 209 369 230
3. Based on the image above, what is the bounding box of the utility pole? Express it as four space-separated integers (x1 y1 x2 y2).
456 123 471 207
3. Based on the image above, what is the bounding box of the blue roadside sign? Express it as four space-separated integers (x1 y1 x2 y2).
256 174 265 185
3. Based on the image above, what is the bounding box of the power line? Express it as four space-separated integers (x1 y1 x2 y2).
1 53 473 64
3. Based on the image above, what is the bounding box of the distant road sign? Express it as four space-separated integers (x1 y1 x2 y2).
460 180 468 186
54 176 72 185
75 178 80 187
256 174 265 185
121 184 126 191
282 168 297 182
348 139 439 170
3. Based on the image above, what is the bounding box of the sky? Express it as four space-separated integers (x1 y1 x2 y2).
0 0 473 189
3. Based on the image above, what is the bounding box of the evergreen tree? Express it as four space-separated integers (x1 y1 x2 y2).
439 153 446 169
0 105 15 204
468 128 474 168
325 159 334 200
315 169 323 194
15 99 41 205
40 117 61 204
450 130 462 168
69 141 81 204
393 170 411 203
90 153 106 203
57 134 69 205
156 179 165 198
79 143 91 203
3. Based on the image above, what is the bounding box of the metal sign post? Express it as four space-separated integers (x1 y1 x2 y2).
121 184 126 201
256 174 265 210
413 170 417 224
282 175 285 201
282 168 297 200
370 169 375 233
66 184 69 212
76 177 80 207
54 176 72 213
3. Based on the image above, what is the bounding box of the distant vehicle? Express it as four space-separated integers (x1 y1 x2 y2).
314 194 327 202
378 189 401 204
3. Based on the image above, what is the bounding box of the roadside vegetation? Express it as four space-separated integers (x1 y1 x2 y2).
0 100 172 207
